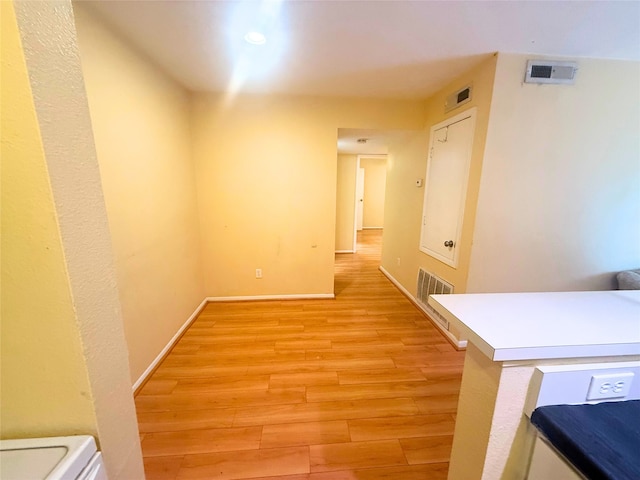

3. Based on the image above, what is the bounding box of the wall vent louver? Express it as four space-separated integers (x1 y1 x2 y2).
524 60 577 84
416 268 453 329
444 84 472 113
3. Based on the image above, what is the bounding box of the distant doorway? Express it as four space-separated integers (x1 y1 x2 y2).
355 166 365 232
335 152 387 253
352 155 386 252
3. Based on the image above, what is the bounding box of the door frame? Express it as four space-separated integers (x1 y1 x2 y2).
353 154 386 252
419 107 476 268
356 166 365 233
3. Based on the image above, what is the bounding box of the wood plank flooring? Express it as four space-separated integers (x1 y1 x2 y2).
137 229 464 480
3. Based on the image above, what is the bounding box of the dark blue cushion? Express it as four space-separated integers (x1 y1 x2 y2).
531 400 640 480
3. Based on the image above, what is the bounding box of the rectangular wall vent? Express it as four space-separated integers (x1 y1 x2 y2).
525 60 577 84
445 84 472 113
416 268 453 328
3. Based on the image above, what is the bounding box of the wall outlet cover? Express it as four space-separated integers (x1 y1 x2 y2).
586 372 634 401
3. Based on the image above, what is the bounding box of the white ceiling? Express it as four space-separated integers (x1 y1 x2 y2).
83 0 640 100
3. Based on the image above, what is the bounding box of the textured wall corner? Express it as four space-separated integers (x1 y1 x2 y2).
12 1 144 478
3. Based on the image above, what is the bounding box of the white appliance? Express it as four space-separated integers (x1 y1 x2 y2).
0 435 107 480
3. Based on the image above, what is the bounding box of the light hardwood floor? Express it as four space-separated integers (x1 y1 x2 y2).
137 229 465 480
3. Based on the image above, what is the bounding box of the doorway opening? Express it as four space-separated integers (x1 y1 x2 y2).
353 154 387 251
335 129 392 255
335 128 406 294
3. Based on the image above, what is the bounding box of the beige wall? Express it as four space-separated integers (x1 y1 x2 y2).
191 94 425 297
74 4 206 384
335 154 358 251
467 54 640 293
3 1 144 477
381 55 498 297
361 157 387 228
381 130 429 280
1 0 97 439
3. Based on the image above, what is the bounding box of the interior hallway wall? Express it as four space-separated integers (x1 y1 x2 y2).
361 157 387 228
2 0 97 441
467 54 640 292
381 55 498 298
335 154 358 252
191 94 426 297
3 1 144 477
74 3 206 384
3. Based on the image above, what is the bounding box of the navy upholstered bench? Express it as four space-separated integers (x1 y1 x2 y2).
531 400 640 480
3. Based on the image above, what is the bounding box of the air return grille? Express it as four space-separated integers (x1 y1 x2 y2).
524 60 577 84
416 268 453 328
445 84 472 112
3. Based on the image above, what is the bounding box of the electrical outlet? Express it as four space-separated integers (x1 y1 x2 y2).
397 257 401 266
586 372 634 400
255 268 262 279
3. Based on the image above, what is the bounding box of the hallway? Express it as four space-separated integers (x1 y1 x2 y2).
136 230 464 479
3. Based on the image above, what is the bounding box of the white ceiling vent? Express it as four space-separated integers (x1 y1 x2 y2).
525 60 578 84
445 85 472 113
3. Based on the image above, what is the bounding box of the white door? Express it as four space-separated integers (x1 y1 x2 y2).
420 108 476 267
355 166 365 231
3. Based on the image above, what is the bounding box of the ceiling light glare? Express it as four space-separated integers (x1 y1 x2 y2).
244 31 266 45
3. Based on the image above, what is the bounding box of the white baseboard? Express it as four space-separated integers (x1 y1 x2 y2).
378 266 467 350
207 293 335 302
335 250 355 254
362 227 383 230
132 298 208 392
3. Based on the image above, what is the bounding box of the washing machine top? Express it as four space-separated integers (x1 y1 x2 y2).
0 435 97 480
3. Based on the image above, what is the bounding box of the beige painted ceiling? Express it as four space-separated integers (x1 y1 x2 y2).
83 0 639 100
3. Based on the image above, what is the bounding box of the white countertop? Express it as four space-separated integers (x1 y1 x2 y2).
429 290 640 361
